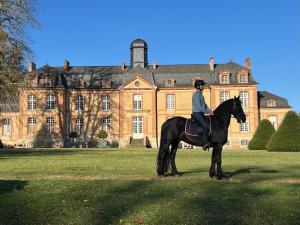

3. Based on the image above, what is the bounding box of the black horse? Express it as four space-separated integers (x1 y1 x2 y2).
157 96 246 179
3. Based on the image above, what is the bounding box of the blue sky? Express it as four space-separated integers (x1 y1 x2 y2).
27 0 300 112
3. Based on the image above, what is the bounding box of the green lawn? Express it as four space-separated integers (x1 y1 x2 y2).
0 148 299 225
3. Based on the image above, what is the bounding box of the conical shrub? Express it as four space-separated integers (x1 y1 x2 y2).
248 119 275 150
266 111 300 152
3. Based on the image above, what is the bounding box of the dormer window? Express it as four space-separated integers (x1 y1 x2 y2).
239 75 248 83
219 72 230 84
164 78 176 87
267 100 277 107
102 80 112 88
47 78 54 87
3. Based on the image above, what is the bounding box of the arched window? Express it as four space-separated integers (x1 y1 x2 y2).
28 95 37 110
75 95 84 111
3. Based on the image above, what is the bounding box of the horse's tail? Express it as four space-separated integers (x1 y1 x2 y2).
157 121 171 175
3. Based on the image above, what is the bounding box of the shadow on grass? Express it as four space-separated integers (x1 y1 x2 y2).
0 180 27 195
223 167 278 179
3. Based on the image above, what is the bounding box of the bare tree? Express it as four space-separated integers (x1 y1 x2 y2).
0 0 39 105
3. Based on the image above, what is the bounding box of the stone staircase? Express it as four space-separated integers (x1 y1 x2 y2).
127 138 144 148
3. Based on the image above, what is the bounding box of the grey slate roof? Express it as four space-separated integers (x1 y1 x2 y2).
26 59 260 90
258 91 291 108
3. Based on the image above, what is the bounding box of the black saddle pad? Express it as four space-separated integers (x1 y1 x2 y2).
185 119 203 136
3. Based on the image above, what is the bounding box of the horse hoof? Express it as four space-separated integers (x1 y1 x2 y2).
174 173 181 177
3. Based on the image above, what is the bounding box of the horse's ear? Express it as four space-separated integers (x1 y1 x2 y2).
237 95 240 100
234 96 236 100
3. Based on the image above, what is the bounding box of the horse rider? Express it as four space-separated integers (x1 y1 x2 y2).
192 79 214 149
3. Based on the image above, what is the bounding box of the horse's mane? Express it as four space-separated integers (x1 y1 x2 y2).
213 99 233 115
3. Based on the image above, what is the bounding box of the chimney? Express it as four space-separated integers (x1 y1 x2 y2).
245 57 251 70
64 60 70 70
209 56 214 71
28 61 36 72
152 61 157 70
120 61 125 71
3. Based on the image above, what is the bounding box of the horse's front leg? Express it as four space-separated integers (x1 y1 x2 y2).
209 146 217 177
216 145 224 179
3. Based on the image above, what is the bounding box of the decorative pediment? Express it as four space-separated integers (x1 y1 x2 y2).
120 76 156 89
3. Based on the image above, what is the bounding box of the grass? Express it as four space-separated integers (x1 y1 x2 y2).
0 148 299 225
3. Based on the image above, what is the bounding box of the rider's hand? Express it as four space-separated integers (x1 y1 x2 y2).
209 111 214 115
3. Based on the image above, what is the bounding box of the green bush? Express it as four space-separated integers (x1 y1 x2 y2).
248 119 275 150
97 130 108 139
266 111 300 152
110 140 119 148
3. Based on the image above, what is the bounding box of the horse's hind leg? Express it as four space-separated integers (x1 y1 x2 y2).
170 139 180 176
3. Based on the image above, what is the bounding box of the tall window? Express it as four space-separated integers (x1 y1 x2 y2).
46 94 56 110
221 75 229 84
239 91 248 108
220 91 230 103
239 75 248 83
46 117 55 134
2 119 11 136
268 116 277 129
240 116 249 132
28 95 37 110
75 95 84 111
47 78 54 87
76 117 84 134
28 117 36 134
133 94 142 110
102 95 110 111
166 94 175 110
101 117 111 133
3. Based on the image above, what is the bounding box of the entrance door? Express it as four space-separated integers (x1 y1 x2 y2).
132 116 143 139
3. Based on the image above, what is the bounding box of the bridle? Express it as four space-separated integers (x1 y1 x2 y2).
232 100 244 122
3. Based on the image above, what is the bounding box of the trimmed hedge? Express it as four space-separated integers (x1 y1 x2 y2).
266 111 300 152
248 119 275 150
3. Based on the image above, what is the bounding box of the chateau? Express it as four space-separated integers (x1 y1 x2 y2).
0 39 291 148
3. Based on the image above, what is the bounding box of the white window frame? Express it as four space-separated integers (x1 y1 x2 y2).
28 117 36 134
221 75 229 84
102 95 110 111
75 117 84 135
47 78 54 87
28 95 37 110
46 117 54 134
239 75 248 83
75 95 84 111
2 119 11 136
133 94 142 110
240 139 249 147
240 116 249 133
46 94 56 110
239 91 248 108
101 117 111 133
166 94 175 110
268 116 277 129
220 91 230 103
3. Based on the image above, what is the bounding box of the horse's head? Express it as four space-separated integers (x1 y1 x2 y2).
232 96 246 123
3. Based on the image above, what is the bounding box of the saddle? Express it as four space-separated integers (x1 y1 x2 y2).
185 114 211 137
